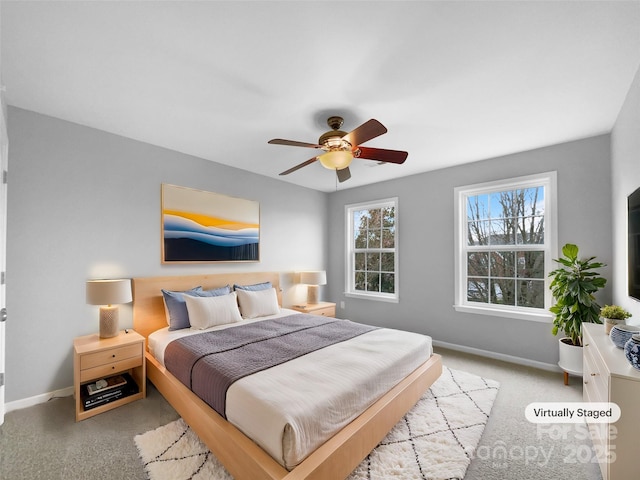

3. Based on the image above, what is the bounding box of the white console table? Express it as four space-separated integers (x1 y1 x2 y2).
582 323 640 480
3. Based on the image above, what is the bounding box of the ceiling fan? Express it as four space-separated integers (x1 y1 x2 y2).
268 116 408 183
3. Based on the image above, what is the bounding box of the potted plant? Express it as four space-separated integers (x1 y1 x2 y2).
549 243 607 375
600 304 632 334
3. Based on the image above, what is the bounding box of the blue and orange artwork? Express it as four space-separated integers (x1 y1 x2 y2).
162 185 260 262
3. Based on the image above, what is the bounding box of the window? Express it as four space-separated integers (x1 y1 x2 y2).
454 172 557 321
346 198 398 302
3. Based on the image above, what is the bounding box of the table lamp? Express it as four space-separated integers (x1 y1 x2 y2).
86 279 132 338
300 271 326 305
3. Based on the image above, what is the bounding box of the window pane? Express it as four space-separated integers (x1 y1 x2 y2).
367 229 381 248
491 279 516 306
381 252 394 272
517 279 545 308
366 252 380 271
354 210 370 228
490 191 511 219
354 210 370 248
355 252 365 270
523 186 544 213
517 251 544 279
519 215 544 244
491 251 515 277
383 207 395 227
355 271 366 291
366 272 380 292
467 252 489 276
467 220 489 246
381 273 395 293
467 194 489 220
369 209 381 229
382 228 394 248
467 278 488 303
490 219 516 245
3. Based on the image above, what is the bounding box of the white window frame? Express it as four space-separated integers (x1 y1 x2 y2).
345 197 399 303
454 172 557 322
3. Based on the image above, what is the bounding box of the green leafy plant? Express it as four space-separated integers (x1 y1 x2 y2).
549 243 607 346
600 304 632 320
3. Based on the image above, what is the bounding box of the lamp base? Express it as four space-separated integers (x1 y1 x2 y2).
99 305 119 338
307 285 319 304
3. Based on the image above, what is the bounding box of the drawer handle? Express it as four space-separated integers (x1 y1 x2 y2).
584 381 588 385
590 373 598 376
584 343 589 347
112 354 116 358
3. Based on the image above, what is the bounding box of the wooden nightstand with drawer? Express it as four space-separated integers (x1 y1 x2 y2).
73 330 146 421
290 302 336 317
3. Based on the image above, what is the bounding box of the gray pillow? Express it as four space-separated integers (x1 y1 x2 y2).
162 287 202 331
163 285 233 330
233 281 272 292
197 285 232 297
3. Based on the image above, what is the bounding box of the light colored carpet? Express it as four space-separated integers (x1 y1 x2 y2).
134 367 499 480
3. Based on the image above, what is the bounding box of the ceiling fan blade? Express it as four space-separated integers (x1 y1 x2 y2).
279 156 319 176
342 119 387 147
336 167 351 183
357 146 408 164
268 138 323 149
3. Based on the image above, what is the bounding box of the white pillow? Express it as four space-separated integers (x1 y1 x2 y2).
184 292 243 329
236 287 280 319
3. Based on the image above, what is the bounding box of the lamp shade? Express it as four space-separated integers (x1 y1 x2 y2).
318 151 353 170
300 271 327 286
86 279 132 306
87 279 132 338
300 271 326 305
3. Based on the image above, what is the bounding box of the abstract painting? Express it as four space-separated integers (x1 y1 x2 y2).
161 184 260 263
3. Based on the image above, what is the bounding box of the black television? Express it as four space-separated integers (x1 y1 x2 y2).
630 186 640 301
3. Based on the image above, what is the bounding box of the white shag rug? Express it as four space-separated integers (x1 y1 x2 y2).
135 367 499 480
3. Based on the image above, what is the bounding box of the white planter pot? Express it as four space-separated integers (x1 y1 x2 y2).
558 337 583 375
603 317 626 334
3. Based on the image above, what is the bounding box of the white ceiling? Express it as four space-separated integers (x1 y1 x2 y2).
2 1 640 192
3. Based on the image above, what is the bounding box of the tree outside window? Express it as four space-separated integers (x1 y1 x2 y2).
455 172 556 320
347 198 398 302
466 187 545 308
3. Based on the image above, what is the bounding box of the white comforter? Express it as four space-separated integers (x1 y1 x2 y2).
149 309 433 469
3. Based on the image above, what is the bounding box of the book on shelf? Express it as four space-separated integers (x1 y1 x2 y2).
82 372 139 410
86 374 127 396
84 390 123 409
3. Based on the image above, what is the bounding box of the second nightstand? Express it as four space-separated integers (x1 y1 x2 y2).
73 329 146 421
291 301 336 317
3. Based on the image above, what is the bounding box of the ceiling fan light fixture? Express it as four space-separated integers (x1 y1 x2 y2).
272 116 406 181
318 150 353 170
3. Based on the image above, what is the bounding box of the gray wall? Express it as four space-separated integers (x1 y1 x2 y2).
6 97 628 402
5 107 328 402
612 64 640 321
328 135 613 367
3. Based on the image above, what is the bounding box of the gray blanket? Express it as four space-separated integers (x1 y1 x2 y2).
164 314 378 417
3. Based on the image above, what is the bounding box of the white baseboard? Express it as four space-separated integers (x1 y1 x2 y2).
5 385 73 413
432 339 562 373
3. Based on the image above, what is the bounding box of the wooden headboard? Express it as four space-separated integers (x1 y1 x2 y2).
132 272 282 342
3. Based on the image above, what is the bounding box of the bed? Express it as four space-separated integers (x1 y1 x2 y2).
132 272 442 480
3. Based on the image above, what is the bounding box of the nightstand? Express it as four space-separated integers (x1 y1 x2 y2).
73 330 146 421
291 302 336 317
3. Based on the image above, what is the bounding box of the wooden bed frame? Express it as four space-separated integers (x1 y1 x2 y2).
132 272 442 480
